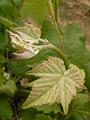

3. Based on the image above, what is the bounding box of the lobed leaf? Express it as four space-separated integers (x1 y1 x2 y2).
22 57 85 114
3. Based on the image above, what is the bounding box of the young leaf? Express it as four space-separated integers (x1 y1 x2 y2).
9 23 50 59
22 57 85 114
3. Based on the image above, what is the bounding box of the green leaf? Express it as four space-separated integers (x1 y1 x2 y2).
0 16 17 28
84 63 90 91
0 29 8 50
41 20 63 47
41 20 59 46
72 94 90 118
0 69 6 85
62 24 90 90
21 0 48 25
0 55 8 64
36 114 52 120
22 109 53 120
68 94 90 120
22 57 85 114
36 103 61 114
62 24 90 67
0 69 17 95
0 80 17 95
0 0 20 19
72 94 90 111
22 108 36 120
8 60 29 75
0 97 13 120
69 112 86 120
13 0 23 8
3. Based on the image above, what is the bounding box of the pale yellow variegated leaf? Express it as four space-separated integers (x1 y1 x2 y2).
9 23 50 59
22 57 85 114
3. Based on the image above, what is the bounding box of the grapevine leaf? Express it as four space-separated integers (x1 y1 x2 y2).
72 94 90 111
22 57 85 114
62 24 90 91
41 20 62 47
0 97 13 120
36 114 52 120
8 60 29 75
13 0 23 8
21 0 48 25
9 23 50 59
68 94 90 120
0 80 17 95
0 69 6 85
71 93 90 119
0 0 20 21
0 69 17 95
69 112 86 120
0 16 17 28
0 28 8 50
22 108 36 120
35 103 61 114
0 55 8 64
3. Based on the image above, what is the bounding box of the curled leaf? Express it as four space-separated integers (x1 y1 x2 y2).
9 23 50 59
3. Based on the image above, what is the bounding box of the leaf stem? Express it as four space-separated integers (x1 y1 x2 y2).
41 45 69 69
46 0 69 69
46 0 64 51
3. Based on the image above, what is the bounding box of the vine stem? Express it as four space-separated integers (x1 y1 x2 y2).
46 0 64 51
54 0 59 22
45 0 69 68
